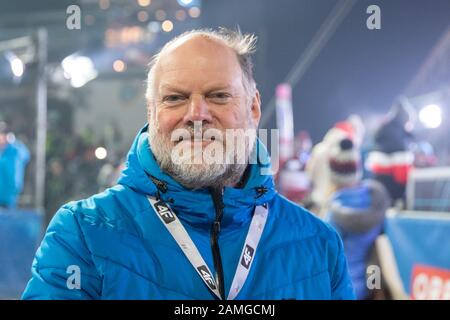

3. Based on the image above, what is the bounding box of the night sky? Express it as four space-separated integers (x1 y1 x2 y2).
202 0 450 142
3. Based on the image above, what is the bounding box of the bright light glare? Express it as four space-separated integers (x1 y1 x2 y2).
161 20 173 32
113 59 126 72
188 7 201 18
11 57 24 77
177 0 193 6
95 147 108 160
419 104 442 129
62 55 98 88
5 52 25 78
137 0 151 7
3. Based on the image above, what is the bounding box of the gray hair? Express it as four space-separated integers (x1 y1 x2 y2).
145 28 258 106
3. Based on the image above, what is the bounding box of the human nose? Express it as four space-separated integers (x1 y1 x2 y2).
183 94 213 125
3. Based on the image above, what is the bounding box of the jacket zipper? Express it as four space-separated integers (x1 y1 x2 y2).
209 187 225 300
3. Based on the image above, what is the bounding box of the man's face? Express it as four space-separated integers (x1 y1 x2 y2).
148 36 261 189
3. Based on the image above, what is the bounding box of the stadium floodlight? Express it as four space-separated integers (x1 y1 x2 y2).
419 104 442 129
62 54 97 88
3 51 25 78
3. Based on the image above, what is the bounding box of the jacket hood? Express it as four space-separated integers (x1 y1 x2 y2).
118 124 277 230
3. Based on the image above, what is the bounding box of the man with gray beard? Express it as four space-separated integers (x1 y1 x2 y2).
23 28 354 300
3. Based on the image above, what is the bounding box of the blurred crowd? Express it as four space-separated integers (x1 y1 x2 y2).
0 117 125 225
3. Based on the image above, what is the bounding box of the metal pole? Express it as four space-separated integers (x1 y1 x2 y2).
35 28 47 220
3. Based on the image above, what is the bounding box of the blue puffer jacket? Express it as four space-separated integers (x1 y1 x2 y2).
22 126 354 300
